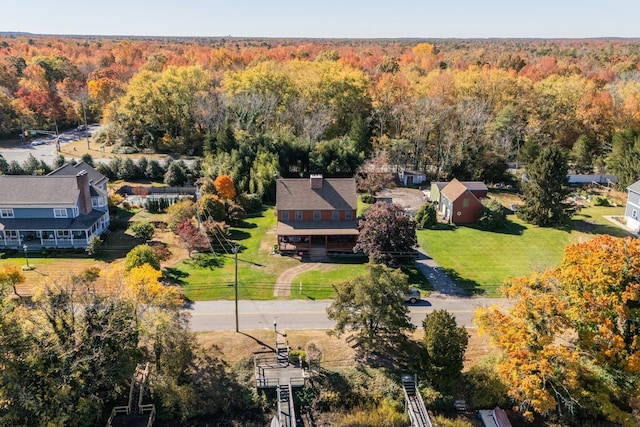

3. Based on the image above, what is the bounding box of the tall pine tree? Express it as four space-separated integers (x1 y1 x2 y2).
518 145 572 227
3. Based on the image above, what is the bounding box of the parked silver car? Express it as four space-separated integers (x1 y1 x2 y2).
403 288 421 304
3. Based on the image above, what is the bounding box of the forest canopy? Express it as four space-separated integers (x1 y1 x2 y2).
2 36 640 186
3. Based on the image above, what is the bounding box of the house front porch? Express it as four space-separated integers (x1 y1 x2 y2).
0 212 109 250
276 221 359 255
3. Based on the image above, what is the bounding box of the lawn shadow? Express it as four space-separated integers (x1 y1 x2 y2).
99 228 139 262
184 253 224 270
164 266 189 286
233 220 258 229
325 255 368 265
228 229 252 241
459 218 525 236
402 264 433 291
239 332 275 352
439 267 486 296
570 216 632 238
429 223 456 231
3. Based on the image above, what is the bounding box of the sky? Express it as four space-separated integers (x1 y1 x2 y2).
2 0 639 39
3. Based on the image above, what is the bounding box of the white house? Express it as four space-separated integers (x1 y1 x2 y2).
624 179 640 232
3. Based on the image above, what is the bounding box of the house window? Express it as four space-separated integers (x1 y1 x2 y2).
345 210 353 220
0 209 14 218
91 197 106 208
633 209 638 220
295 211 303 221
462 198 469 208
313 210 321 221
332 211 339 221
281 211 289 221
57 230 71 238
54 209 67 218
6 230 18 239
73 207 79 217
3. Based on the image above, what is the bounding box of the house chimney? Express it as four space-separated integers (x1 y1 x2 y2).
310 174 323 189
76 170 92 214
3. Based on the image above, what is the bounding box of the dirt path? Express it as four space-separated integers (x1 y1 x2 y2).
273 262 323 297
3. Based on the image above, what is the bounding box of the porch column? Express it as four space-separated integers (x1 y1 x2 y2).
85 230 89 244
40 233 43 245
324 235 328 249
54 231 58 246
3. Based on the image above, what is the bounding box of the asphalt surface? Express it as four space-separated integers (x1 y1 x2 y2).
186 296 509 332
0 125 106 165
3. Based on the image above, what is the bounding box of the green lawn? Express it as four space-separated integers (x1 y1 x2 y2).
291 261 432 300
417 205 631 296
172 207 299 301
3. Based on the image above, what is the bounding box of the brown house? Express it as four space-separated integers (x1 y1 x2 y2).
275 174 358 256
439 178 487 224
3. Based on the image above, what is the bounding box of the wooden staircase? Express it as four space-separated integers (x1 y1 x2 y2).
401 373 432 427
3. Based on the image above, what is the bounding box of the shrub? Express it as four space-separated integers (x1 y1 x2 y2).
226 202 247 225
130 221 155 242
592 195 611 206
124 244 161 271
340 399 408 427
415 203 437 229
360 193 376 204
477 199 507 230
85 235 103 257
236 192 263 214
289 349 306 366
149 242 172 261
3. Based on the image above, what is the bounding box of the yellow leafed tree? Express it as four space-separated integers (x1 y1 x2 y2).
475 235 640 425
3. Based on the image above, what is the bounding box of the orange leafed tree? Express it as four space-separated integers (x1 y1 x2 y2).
214 174 236 200
475 235 640 425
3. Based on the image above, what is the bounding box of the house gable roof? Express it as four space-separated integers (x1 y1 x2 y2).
276 177 357 211
48 161 107 186
0 176 80 207
441 178 473 202
628 180 640 194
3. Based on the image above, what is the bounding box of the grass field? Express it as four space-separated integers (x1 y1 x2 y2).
174 208 300 301
417 204 631 296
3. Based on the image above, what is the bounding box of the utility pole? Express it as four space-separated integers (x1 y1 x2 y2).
234 245 239 332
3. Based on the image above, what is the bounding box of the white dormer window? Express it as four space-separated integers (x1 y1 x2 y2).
0 209 14 218
73 207 79 217
54 208 67 218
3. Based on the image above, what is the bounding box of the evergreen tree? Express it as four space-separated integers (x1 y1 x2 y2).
164 162 187 186
518 145 572 227
606 128 640 189
422 310 469 391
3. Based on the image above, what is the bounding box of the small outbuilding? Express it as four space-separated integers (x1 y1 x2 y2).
398 170 427 186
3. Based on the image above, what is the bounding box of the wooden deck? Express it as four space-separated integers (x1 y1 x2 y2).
254 355 306 389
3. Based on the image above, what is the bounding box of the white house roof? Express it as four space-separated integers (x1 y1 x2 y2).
628 180 640 194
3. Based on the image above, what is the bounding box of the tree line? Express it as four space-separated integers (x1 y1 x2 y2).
2 36 640 189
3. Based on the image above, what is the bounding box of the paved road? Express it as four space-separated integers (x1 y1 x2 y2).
187 296 509 332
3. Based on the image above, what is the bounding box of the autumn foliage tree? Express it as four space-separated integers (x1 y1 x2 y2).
0 265 25 298
354 202 417 267
175 219 210 257
475 235 640 425
214 174 236 200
